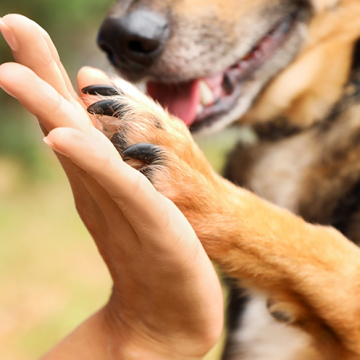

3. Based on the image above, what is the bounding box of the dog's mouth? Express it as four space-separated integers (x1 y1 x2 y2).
147 14 296 131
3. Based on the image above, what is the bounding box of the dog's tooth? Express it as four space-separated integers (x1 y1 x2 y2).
239 60 250 69
197 104 204 115
253 50 262 59
199 80 214 106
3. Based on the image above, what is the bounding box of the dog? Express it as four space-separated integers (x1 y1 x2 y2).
82 0 360 359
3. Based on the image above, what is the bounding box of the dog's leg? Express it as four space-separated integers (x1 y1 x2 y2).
83 80 360 359
222 77 360 359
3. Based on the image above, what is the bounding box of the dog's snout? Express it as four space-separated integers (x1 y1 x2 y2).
98 9 169 68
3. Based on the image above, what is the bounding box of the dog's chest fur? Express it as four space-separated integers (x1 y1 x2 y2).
221 54 360 360
222 293 320 360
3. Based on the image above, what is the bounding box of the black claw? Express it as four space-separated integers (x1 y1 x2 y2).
87 99 119 117
81 84 120 96
122 143 162 164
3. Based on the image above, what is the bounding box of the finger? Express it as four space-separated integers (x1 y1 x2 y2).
47 123 147 258
78 67 112 92
0 14 74 103
0 59 137 260
78 67 113 107
45 128 196 247
0 63 91 133
78 67 126 127
0 59 117 242
0 16 124 255
39 25 78 99
0 16 92 199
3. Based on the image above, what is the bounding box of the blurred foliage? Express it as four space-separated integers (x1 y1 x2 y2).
0 0 114 67
0 0 114 179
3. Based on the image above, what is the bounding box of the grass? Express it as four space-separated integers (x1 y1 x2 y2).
0 125 248 359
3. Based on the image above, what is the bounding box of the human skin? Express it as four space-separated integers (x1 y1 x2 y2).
0 14 223 360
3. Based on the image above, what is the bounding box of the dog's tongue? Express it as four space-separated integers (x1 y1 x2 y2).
147 81 200 126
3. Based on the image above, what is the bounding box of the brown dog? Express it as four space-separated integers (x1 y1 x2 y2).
84 0 360 359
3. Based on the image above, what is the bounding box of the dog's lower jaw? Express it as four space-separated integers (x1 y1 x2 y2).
189 19 308 135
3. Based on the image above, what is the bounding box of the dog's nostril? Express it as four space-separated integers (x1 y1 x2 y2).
98 9 170 68
128 39 159 54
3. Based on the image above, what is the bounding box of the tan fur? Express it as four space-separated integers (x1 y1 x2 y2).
244 0 360 126
89 78 360 359
98 0 360 358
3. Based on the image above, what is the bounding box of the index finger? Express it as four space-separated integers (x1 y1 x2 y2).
78 67 112 93
0 14 76 104
0 63 92 133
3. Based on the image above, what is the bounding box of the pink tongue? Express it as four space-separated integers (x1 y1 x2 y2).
147 81 200 126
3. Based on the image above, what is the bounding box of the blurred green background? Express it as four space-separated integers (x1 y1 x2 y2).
0 1 238 359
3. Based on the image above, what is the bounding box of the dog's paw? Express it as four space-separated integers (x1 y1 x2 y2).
82 79 219 219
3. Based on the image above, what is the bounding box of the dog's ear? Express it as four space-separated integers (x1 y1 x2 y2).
311 0 340 12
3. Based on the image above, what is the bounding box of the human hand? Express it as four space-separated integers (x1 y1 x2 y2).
0 14 223 359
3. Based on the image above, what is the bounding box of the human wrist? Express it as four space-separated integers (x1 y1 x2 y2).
102 301 209 360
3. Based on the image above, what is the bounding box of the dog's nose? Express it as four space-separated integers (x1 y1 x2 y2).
98 9 169 68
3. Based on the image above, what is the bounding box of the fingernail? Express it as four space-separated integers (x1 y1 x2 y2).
0 17 19 51
0 81 18 99
43 136 68 157
43 136 55 148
